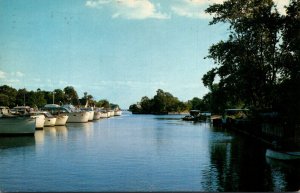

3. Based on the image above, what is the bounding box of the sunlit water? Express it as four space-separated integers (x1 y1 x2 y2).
0 112 299 192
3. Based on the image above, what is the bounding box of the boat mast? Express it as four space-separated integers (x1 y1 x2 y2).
23 88 25 106
52 91 56 104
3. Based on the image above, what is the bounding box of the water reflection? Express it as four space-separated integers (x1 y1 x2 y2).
1 114 300 192
34 130 45 145
266 157 300 191
55 126 68 139
0 136 35 149
204 126 276 192
202 129 234 192
67 122 94 138
43 127 57 137
35 126 68 146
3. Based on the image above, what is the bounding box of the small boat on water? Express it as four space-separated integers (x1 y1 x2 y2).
222 109 249 125
93 108 102 120
42 104 69 126
100 110 109 118
182 110 211 122
12 106 45 129
107 110 114 117
81 107 94 121
0 106 10 118
61 104 89 123
266 149 300 160
114 108 122 116
0 114 36 136
30 111 57 127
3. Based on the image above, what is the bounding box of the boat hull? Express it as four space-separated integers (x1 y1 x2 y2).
44 117 57 127
100 112 109 118
0 116 36 136
266 149 300 160
66 112 89 123
93 112 101 120
55 115 68 126
87 111 94 121
31 114 45 129
114 111 122 116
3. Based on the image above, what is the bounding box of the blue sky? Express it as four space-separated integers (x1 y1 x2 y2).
0 0 288 108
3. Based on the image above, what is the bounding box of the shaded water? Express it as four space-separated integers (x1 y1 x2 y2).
0 112 299 191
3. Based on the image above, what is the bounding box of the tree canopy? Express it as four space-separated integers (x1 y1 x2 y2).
202 0 300 121
129 89 191 114
0 85 119 109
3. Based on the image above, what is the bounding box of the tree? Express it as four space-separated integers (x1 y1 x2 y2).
129 89 189 114
96 99 110 109
16 88 28 106
64 86 79 105
54 89 65 104
0 94 9 106
140 96 153 113
0 85 17 107
27 90 47 108
275 0 300 124
129 104 142 113
204 0 285 110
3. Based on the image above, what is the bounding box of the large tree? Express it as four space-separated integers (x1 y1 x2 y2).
0 85 17 107
63 86 79 105
203 0 297 110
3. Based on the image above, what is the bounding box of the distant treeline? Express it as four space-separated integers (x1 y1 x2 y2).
129 89 208 114
0 85 119 109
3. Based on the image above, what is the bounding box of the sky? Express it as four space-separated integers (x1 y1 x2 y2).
0 0 289 108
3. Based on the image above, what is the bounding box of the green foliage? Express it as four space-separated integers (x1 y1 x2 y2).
0 85 17 107
129 104 142 113
129 89 190 114
27 90 47 108
203 0 300 120
0 85 117 109
54 89 65 104
96 99 110 109
15 88 28 106
64 86 79 105
0 94 9 106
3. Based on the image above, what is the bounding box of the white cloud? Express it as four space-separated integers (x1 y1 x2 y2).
86 0 169 19
0 70 25 85
15 71 24 77
171 0 290 19
59 80 68 85
171 0 224 19
0 71 7 79
89 80 167 89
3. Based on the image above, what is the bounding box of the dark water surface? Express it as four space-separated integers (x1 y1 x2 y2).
0 112 299 192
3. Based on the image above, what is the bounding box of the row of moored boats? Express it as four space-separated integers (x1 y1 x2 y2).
0 104 122 136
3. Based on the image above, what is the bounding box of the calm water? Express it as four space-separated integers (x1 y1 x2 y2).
0 112 299 192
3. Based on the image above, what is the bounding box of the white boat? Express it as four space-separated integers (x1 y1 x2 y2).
114 110 122 116
107 110 114 117
42 104 69 125
0 106 10 117
93 111 102 120
266 149 300 160
0 115 36 136
81 107 94 121
30 114 45 129
30 111 57 127
61 104 89 123
100 111 109 118
12 106 45 129
54 114 69 126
